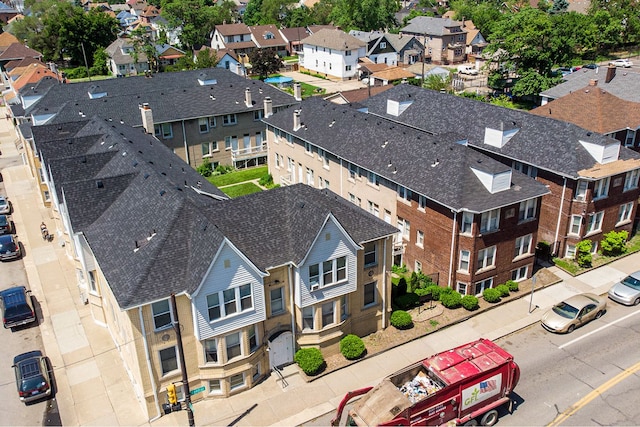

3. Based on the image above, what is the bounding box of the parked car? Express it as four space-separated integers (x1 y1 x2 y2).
0 286 36 329
0 234 21 261
0 196 10 214
541 293 606 333
609 59 633 68
12 350 52 403
556 66 573 77
608 271 640 306
457 65 479 75
0 214 11 234
583 63 598 69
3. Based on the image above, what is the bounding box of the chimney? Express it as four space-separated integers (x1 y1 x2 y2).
264 97 273 118
605 65 616 84
245 87 252 107
140 103 154 134
293 110 302 131
294 83 302 101
589 79 598 86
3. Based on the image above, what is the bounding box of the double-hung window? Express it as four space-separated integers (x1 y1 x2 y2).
364 242 377 266
160 347 178 375
348 163 359 179
459 250 470 272
514 234 532 258
368 201 379 217
306 168 314 186
151 299 172 330
398 217 410 240
417 231 424 248
206 284 253 322
367 171 379 187
477 246 496 270
321 301 335 328
480 209 500 233
519 199 537 221
618 202 633 224
302 307 314 330
225 332 241 360
586 211 604 234
569 215 582 235
624 169 639 191
309 256 347 288
270 287 284 315
204 338 218 363
511 266 528 282
398 186 411 202
155 123 172 139
575 180 588 200
223 114 237 125
593 177 610 199
199 117 210 133
461 212 473 234
254 110 263 121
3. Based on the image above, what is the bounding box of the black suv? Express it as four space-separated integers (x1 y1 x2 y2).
13 350 52 403
1 286 36 329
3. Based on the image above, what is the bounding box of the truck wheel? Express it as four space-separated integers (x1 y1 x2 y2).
480 409 499 426
464 419 478 426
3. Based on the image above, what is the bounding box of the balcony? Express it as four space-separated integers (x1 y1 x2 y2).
280 174 293 186
231 143 267 163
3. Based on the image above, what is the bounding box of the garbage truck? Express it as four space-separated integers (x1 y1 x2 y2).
331 338 520 426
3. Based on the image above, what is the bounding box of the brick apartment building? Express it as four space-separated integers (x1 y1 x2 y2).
360 84 640 258
264 97 549 294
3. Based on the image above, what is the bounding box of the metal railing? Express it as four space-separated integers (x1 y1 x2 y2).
272 365 288 388
231 143 267 162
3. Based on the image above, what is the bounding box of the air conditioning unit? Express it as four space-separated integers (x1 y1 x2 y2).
310 284 320 291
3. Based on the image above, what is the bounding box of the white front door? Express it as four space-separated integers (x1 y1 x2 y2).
268 331 293 369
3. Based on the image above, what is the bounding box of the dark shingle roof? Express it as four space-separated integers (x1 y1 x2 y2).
27 68 296 126
359 84 640 178
540 67 640 103
263 97 549 212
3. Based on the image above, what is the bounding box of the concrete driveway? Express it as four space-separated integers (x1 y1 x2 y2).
279 71 367 94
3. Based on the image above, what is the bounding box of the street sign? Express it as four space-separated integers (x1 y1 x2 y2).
190 386 205 395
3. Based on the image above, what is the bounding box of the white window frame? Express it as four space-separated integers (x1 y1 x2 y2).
398 217 410 240
269 287 284 315
321 301 335 328
457 282 468 295
480 209 500 233
474 278 493 296
206 284 253 323
511 265 528 282
477 246 496 271
368 201 379 217
625 129 636 147
575 180 588 200
225 331 242 361
155 123 173 139
514 234 532 258
309 256 347 289
565 244 576 259
461 212 473 235
348 163 359 180
306 167 314 186
367 171 379 187
624 169 639 191
254 110 263 121
459 250 470 272
586 211 604 234
208 379 222 395
204 338 218 364
151 299 172 331
418 195 426 210
417 230 424 248
618 202 634 224
198 117 210 133
569 215 582 236
519 199 537 222
593 177 610 200
229 373 245 391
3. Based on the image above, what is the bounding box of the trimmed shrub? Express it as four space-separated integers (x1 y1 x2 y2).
409 272 419 293
495 284 510 297
601 230 628 256
258 174 274 187
340 334 366 360
294 348 325 376
576 239 593 267
506 280 519 292
397 277 408 296
483 288 501 303
426 285 442 300
394 293 420 310
414 287 431 298
440 290 462 309
197 159 213 177
390 310 413 329
461 295 479 311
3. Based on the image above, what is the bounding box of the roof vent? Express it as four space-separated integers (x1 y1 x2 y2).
96 180 104 188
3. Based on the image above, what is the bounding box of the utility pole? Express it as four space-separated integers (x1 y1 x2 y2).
81 42 92 82
422 32 427 87
171 293 195 426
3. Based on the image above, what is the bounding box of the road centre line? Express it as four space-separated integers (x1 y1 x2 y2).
547 359 640 427
559 309 640 349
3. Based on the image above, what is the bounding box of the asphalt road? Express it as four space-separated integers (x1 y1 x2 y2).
307 301 640 426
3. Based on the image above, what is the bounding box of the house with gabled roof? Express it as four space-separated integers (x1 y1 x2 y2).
248 24 288 57
104 37 150 76
350 31 424 67
154 43 185 68
360 84 640 259
211 23 256 58
16 68 297 204
531 79 640 151
264 97 549 295
400 16 466 65
0 42 42 70
214 48 246 77
7 62 59 93
33 116 396 419
279 26 310 56
299 29 366 81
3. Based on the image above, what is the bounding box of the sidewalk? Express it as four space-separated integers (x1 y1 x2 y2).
1 107 636 427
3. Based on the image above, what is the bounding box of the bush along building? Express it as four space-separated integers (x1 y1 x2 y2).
359 84 640 260
264 97 549 296
32 116 397 419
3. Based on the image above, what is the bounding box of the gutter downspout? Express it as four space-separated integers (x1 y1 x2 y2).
448 211 457 287
288 265 296 351
139 307 162 422
181 120 190 166
382 237 388 327
553 178 568 256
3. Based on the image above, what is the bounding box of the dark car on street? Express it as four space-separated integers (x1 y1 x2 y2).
12 350 52 403
0 234 21 260
0 214 12 234
0 286 36 329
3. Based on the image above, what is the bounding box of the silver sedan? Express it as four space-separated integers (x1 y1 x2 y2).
541 293 607 333
608 271 640 306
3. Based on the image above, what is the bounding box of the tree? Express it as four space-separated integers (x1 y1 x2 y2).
423 73 451 92
249 48 283 79
330 0 399 31
551 0 569 13
195 48 219 68
90 47 110 76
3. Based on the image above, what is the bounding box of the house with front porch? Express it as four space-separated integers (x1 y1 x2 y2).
298 29 366 81
31 116 396 420
211 23 256 58
264 97 549 294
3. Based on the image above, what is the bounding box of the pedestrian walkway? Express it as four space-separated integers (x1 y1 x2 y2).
1 106 637 427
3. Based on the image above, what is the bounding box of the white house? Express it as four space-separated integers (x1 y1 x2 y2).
299 29 366 80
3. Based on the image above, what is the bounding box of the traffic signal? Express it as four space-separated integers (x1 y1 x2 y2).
167 384 177 405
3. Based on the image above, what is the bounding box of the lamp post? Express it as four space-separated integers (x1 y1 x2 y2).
171 293 195 426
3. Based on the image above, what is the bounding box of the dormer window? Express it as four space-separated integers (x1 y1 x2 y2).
380 42 386 49
264 32 274 39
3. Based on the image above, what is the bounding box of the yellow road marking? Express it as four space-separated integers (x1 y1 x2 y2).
547 360 640 426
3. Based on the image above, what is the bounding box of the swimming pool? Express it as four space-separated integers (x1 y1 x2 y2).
264 76 294 84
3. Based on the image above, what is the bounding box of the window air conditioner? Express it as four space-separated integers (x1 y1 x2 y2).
310 284 320 291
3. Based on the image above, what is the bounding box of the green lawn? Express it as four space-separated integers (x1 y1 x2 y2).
208 166 268 187
220 182 263 198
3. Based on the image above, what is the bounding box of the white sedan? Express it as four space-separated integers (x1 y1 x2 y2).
609 59 633 68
